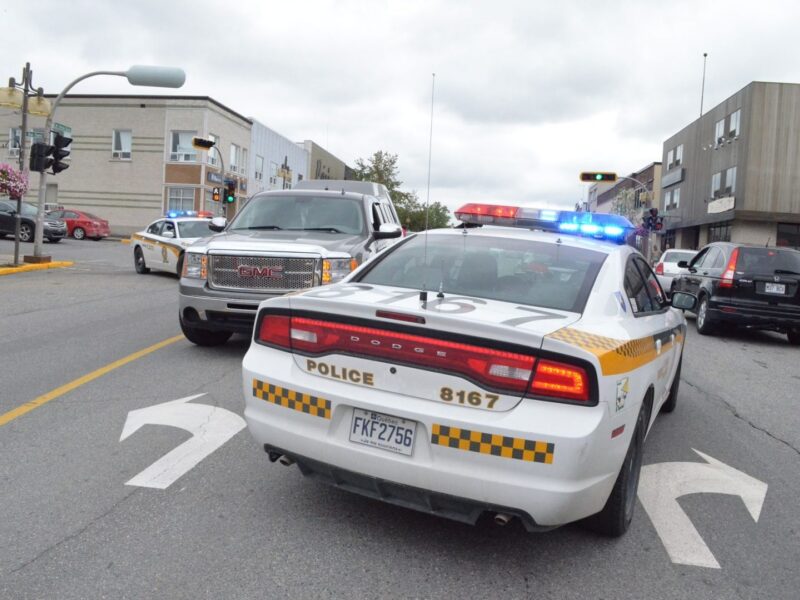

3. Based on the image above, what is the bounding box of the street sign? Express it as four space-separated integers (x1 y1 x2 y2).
52 122 72 136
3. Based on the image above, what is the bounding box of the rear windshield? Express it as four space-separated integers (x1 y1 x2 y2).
228 194 365 235
738 248 800 274
357 233 607 312
178 220 212 239
663 251 695 264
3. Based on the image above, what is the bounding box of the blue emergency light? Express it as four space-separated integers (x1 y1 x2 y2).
165 210 198 218
454 203 633 243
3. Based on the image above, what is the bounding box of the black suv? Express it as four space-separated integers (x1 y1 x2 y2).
0 200 67 243
673 242 800 344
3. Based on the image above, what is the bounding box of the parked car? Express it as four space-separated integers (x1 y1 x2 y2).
654 249 698 294
46 208 110 240
673 242 800 344
0 200 67 243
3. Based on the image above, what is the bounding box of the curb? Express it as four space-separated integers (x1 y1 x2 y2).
119 239 131 244
0 261 75 276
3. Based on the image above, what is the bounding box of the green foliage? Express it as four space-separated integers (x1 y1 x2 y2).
352 150 451 231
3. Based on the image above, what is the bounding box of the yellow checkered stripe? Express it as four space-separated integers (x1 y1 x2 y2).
430 424 554 464
548 326 683 376
252 379 331 419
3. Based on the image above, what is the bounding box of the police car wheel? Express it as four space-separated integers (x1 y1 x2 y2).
180 317 232 346
73 227 85 240
134 247 150 274
660 357 681 413
695 296 715 335
582 403 646 537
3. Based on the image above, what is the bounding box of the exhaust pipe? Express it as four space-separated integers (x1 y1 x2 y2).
494 513 513 526
278 455 295 467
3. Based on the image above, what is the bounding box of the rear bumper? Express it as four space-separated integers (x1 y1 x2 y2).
708 300 800 331
243 345 633 528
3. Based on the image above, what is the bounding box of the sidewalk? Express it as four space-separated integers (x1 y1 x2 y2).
0 255 74 276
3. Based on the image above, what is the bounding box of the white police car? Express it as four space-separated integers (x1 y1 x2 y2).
132 211 214 276
242 204 696 536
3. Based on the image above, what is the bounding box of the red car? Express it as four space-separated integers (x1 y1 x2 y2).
46 209 110 240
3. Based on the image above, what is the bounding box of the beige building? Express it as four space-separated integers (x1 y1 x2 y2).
1 95 252 234
299 140 350 181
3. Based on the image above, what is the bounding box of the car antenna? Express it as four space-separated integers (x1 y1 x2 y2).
420 72 435 303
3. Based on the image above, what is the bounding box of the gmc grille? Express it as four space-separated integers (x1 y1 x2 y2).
209 255 319 292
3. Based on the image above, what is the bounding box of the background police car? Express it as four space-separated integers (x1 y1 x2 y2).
132 212 213 276
242 205 695 537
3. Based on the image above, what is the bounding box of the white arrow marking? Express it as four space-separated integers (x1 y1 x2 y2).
120 394 246 489
638 449 768 569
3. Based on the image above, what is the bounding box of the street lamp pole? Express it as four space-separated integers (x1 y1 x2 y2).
31 66 186 259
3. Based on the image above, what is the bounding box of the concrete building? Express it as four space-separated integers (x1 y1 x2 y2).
298 140 351 181
659 81 800 250
248 120 308 195
596 162 663 221
587 181 616 213
1 95 252 234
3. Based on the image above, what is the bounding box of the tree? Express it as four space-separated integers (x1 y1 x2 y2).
352 150 451 231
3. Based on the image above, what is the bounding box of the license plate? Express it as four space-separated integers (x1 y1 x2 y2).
349 408 417 456
765 283 786 294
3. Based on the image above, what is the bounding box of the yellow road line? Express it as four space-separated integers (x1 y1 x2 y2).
0 261 74 276
0 334 185 427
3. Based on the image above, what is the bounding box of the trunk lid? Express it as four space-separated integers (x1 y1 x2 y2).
725 247 800 309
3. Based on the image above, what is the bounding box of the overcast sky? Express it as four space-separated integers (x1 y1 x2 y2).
5 0 800 213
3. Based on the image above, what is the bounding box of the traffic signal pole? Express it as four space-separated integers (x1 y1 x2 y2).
13 64 32 266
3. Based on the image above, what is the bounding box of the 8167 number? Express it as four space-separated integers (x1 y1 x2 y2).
439 387 500 409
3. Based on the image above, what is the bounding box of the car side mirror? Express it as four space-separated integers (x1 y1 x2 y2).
671 291 697 311
162 229 175 239
374 223 402 240
208 217 227 232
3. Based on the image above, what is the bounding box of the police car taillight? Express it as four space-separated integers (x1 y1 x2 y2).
454 203 632 243
258 314 292 348
529 359 589 402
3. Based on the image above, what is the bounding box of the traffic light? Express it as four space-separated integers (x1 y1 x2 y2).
224 180 236 203
212 187 220 202
50 133 72 174
580 172 617 183
192 136 216 150
654 216 664 231
29 142 53 172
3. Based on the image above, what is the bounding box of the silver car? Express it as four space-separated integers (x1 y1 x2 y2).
655 249 698 294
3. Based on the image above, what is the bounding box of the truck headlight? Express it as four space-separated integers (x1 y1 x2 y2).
322 258 358 284
182 252 207 279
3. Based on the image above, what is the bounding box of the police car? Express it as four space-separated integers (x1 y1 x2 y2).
242 204 697 536
132 211 214 276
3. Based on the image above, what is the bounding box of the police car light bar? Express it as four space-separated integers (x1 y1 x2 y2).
454 203 633 242
165 210 198 218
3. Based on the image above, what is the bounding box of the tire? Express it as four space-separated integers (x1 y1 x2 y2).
788 330 800 346
695 296 716 335
582 402 647 537
180 317 232 346
73 227 85 240
176 253 185 277
660 357 681 413
19 223 33 243
134 246 150 274
47 238 61 243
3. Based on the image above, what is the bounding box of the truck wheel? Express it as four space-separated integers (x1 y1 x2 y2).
180 317 232 346
582 402 646 537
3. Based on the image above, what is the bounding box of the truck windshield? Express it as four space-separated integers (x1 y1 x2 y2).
229 195 365 235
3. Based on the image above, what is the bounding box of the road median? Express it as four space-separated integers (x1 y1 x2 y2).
0 260 74 276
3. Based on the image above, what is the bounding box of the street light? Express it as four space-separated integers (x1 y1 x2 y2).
29 65 186 261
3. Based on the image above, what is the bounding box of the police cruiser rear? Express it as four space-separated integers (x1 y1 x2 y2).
242 204 696 536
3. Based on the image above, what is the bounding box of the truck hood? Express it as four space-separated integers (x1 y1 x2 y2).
191 230 364 256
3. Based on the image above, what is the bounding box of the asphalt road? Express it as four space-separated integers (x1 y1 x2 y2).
1 237 798 599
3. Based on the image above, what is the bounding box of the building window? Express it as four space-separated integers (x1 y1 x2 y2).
170 131 197 162
206 134 218 166
725 166 737 195
255 155 264 181
167 187 195 211
229 144 240 174
729 109 741 137
270 161 278 186
777 223 800 248
711 172 722 198
112 129 132 160
241 148 248 177
7 128 21 157
708 222 731 243
665 187 680 210
666 149 674 169
674 144 683 166
664 190 672 210
715 119 725 144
